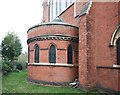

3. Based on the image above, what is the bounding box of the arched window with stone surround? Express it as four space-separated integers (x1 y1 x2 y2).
117 38 120 65
49 45 56 63
67 45 73 64
34 44 39 63
110 24 120 65
28 47 30 63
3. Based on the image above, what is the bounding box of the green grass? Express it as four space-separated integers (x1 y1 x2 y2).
2 70 85 94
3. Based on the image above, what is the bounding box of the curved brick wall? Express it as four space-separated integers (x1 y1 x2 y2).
28 64 78 83
27 23 79 39
28 40 78 64
27 22 79 83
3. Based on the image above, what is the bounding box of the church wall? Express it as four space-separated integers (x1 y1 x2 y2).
97 68 120 91
93 2 118 67
90 2 120 91
58 4 79 26
78 15 89 87
82 3 97 87
78 2 120 91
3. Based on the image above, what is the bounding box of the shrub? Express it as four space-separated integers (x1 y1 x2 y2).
17 53 27 70
2 61 12 75
16 63 22 70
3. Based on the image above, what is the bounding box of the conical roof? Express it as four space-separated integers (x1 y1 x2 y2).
52 17 64 22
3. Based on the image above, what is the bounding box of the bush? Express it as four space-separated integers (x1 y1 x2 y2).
17 53 27 70
16 63 22 70
2 61 12 75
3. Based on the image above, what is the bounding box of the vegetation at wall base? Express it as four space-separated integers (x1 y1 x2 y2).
1 59 27 76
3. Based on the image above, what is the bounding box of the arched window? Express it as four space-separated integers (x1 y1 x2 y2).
34 45 39 63
28 47 30 63
67 45 73 64
49 45 56 63
117 38 120 65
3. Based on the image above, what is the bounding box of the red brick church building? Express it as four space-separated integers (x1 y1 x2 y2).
27 0 120 92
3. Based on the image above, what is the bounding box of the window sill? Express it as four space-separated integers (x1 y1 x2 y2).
28 63 78 67
113 64 120 67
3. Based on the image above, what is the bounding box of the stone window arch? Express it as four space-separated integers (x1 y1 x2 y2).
67 45 73 64
110 24 120 46
49 44 56 63
34 44 39 63
28 47 30 63
110 24 120 65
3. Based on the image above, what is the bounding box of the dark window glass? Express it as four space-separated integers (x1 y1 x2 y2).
34 45 39 63
67 45 72 64
28 47 30 63
49 45 56 63
117 38 120 65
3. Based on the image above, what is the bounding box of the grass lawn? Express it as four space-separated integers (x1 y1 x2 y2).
2 70 86 94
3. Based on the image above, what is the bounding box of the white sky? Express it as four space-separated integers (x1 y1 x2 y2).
0 0 43 53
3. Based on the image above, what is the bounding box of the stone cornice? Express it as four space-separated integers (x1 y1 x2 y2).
27 34 79 44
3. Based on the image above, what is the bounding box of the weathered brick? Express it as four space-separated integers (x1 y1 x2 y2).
27 1 120 92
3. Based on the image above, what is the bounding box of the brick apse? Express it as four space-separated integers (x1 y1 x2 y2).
27 0 120 92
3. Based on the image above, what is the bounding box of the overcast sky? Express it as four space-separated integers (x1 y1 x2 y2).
0 0 43 53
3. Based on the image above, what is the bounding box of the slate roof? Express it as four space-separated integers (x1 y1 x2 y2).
52 17 64 22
